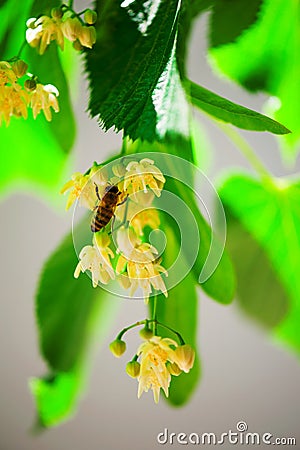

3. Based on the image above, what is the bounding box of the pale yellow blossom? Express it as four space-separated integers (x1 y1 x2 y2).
116 234 168 302
0 61 17 86
60 172 94 210
74 232 115 287
124 158 165 197
30 83 59 122
26 16 64 54
61 17 83 42
137 336 178 403
0 84 30 126
130 208 160 236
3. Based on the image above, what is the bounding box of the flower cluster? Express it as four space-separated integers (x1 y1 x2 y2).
26 7 97 54
110 328 195 403
61 158 168 302
0 60 59 126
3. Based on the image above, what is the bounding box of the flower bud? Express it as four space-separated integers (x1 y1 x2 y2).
109 339 126 357
167 362 182 376
126 361 140 378
78 25 96 48
73 39 83 52
174 344 195 373
139 327 154 340
12 60 28 78
25 78 37 91
84 9 97 25
62 17 82 42
51 7 63 19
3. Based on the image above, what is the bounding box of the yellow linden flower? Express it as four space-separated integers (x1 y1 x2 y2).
0 61 17 86
30 83 59 122
26 16 64 54
74 232 115 287
61 166 109 211
124 158 165 197
0 84 30 126
78 25 96 48
116 233 168 302
130 208 160 236
61 17 83 42
137 336 178 403
60 172 92 210
174 345 195 373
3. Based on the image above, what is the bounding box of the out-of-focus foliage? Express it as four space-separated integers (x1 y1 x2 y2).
33 219 118 426
209 0 263 47
219 175 300 354
209 0 300 158
0 0 75 196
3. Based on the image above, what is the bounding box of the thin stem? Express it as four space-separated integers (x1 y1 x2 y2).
217 122 274 183
17 40 27 58
155 321 185 345
77 8 89 15
68 0 74 8
117 320 146 340
152 295 158 335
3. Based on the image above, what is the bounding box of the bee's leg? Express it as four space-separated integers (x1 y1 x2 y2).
109 196 129 235
94 182 101 201
116 194 129 207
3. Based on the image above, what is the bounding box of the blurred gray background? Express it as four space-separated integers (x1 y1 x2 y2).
1 9 300 450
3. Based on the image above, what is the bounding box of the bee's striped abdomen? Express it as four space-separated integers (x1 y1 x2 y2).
91 205 114 232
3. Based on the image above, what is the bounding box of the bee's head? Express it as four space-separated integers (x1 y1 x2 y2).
105 184 119 194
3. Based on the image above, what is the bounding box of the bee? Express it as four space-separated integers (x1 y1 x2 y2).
91 183 126 233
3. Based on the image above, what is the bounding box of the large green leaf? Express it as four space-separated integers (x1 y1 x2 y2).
187 80 290 135
225 211 289 328
149 222 201 406
209 0 300 157
209 0 263 47
32 220 119 426
0 0 76 196
219 174 300 353
86 0 187 141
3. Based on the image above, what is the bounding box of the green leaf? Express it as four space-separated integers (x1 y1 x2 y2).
225 211 289 328
0 0 76 196
150 222 201 406
219 174 300 353
33 219 119 426
187 80 290 135
86 0 187 141
210 0 263 47
209 0 300 157
30 371 82 428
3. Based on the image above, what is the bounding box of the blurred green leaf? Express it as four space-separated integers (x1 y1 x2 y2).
0 0 75 195
33 220 119 426
219 174 300 353
30 371 82 428
209 0 263 47
209 0 300 157
225 211 289 328
86 0 188 141
150 222 201 406
187 80 290 135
